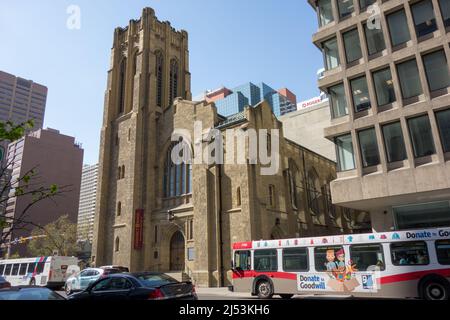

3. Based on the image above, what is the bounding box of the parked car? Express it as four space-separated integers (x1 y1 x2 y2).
0 276 11 289
99 265 129 273
68 272 197 300
64 267 123 295
0 286 66 300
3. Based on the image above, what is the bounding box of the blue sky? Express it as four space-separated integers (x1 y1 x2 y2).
0 0 323 165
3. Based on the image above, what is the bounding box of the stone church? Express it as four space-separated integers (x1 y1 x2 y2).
92 7 370 287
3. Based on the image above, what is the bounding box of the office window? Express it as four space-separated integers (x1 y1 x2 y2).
411 0 437 37
364 23 386 56
359 0 376 11
283 248 309 272
407 115 436 157
373 68 396 106
436 108 450 153
338 0 354 19
387 10 411 47
423 50 450 92
343 29 362 63
382 122 407 162
318 0 334 27
335 134 356 171
351 76 371 112
397 59 423 99
391 242 429 265
323 37 340 70
329 83 348 118
439 0 450 27
254 250 278 272
394 201 450 229
358 127 380 167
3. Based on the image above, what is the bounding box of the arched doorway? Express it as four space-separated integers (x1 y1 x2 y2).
170 231 185 271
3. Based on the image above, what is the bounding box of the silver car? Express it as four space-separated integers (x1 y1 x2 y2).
64 267 122 295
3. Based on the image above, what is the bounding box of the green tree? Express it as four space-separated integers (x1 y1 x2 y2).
0 120 70 254
27 215 80 256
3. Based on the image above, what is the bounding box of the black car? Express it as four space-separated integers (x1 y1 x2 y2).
0 286 66 300
68 272 197 300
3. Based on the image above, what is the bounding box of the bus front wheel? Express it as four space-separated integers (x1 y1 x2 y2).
420 278 449 300
256 280 273 299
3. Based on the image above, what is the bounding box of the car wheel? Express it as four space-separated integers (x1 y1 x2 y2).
256 280 273 299
280 294 294 299
421 278 449 300
29 278 36 286
65 284 72 296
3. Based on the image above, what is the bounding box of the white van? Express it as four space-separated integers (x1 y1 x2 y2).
0 256 80 289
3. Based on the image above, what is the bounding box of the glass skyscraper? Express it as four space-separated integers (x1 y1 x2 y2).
214 82 297 117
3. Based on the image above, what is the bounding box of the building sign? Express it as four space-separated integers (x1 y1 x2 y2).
298 93 329 110
134 209 144 250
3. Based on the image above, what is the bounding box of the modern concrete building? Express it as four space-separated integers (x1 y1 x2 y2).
77 164 99 243
309 0 450 231
1 128 83 256
0 71 47 164
92 8 369 287
280 98 337 161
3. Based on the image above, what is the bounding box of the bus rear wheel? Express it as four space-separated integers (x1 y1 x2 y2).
256 280 273 299
421 278 449 300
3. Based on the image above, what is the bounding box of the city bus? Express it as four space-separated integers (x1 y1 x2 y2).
230 227 450 300
0 256 79 289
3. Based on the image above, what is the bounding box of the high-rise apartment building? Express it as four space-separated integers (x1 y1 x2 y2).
2 128 83 256
213 82 298 117
77 164 99 243
0 71 47 163
309 0 450 231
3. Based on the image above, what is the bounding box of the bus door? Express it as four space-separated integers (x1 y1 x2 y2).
232 250 252 292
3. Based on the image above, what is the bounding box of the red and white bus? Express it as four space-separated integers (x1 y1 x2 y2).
230 227 450 300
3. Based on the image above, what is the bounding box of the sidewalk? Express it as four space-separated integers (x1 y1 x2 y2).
195 287 253 298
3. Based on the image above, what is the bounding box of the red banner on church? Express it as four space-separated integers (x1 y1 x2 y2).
134 209 144 250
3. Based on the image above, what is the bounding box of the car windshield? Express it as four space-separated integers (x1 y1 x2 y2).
0 288 65 300
135 274 178 287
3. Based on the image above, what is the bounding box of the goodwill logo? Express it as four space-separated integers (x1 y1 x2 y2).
297 275 327 291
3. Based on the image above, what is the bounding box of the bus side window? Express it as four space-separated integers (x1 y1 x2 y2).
0 264 5 276
4 264 12 276
283 248 309 272
36 262 45 274
234 251 251 271
350 244 385 271
314 246 343 272
254 250 278 272
390 241 429 266
435 240 450 265
27 263 36 274
19 263 27 276
11 263 20 276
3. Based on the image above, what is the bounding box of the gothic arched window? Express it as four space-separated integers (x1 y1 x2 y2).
118 57 127 114
169 59 179 106
155 51 164 107
307 169 320 216
288 160 299 210
163 142 192 198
